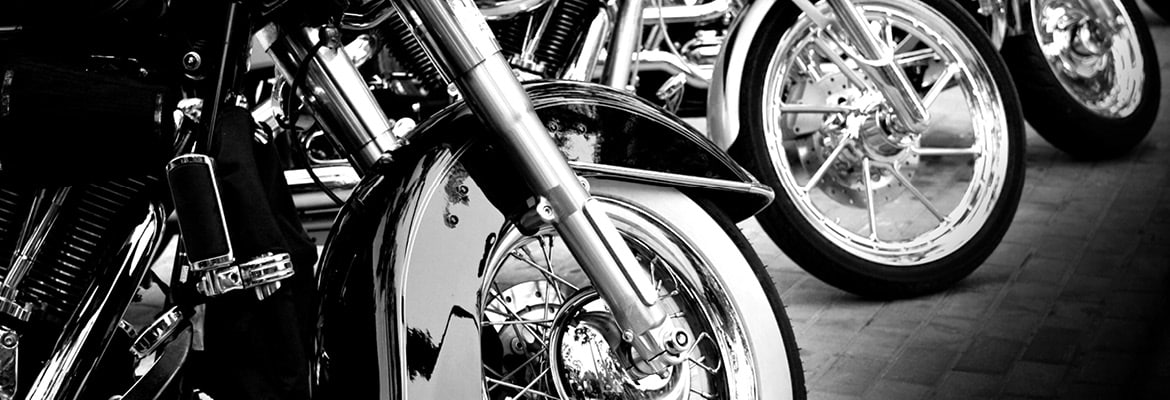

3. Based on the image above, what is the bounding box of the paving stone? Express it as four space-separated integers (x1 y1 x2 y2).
1044 301 1104 331
1085 229 1143 256
1021 326 1082 364
984 242 1032 268
1030 235 1090 261
812 355 888 396
954 336 1024 374
1091 318 1155 353
1017 257 1070 285
980 309 1044 340
844 324 908 359
1102 292 1165 320
999 282 1060 313
1003 362 1066 397
883 348 958 386
935 288 998 319
861 380 930 400
905 316 975 351
1076 352 1139 385
935 371 1004 398
1057 383 1121 400
1058 274 1112 303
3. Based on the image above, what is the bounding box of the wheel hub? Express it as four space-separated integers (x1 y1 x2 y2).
1034 0 1143 117
548 289 688 400
795 74 920 209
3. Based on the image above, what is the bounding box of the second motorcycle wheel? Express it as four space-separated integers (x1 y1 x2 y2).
731 0 1025 298
1001 0 1159 160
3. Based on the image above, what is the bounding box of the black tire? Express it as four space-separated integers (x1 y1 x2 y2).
1002 0 1159 159
731 0 1026 299
1144 0 1170 24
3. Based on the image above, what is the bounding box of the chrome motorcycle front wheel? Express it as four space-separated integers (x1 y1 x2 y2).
479 180 805 399
731 0 1025 298
1002 0 1159 159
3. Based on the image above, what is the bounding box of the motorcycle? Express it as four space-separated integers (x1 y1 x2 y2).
963 0 1160 159
276 0 1025 300
0 0 803 399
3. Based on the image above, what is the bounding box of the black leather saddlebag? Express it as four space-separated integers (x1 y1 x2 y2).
0 56 174 187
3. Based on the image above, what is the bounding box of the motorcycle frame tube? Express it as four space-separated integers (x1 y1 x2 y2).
394 0 674 365
257 25 400 175
601 0 647 89
561 9 612 81
314 80 772 398
25 203 166 400
642 0 731 24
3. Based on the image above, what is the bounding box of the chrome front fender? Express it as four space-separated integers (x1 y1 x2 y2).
313 80 771 398
707 0 776 150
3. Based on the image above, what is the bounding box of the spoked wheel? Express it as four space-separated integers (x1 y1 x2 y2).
1002 0 1159 159
732 0 1025 298
478 180 805 399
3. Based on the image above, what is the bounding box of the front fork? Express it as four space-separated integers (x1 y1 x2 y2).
260 0 686 376
792 0 932 134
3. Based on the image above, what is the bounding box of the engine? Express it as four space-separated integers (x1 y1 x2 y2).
378 0 603 93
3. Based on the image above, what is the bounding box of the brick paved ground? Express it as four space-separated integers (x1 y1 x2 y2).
742 7 1170 400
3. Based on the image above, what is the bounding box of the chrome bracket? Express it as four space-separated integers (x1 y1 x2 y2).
194 252 295 300
130 306 187 360
0 325 18 399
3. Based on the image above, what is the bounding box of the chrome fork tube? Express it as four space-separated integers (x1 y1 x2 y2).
819 0 932 133
394 0 672 368
601 0 646 89
256 25 400 175
25 203 166 400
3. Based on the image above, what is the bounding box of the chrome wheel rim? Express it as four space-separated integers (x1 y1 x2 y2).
761 0 1012 266
1031 0 1145 117
477 197 755 399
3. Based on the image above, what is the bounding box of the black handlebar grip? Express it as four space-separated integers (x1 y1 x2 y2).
167 154 234 270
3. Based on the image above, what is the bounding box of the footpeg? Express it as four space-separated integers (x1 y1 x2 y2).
195 252 295 300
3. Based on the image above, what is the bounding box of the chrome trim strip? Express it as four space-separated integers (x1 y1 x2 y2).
568 161 774 204
26 203 166 400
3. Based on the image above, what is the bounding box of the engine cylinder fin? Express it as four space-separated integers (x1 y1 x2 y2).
0 175 159 324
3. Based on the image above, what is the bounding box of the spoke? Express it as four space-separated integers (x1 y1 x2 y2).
490 351 546 390
921 63 960 109
801 133 855 193
882 18 895 48
862 158 879 240
482 318 556 326
511 249 580 292
894 48 938 67
485 374 557 400
777 103 860 115
887 164 947 222
513 367 550 400
812 38 871 90
913 146 981 157
489 287 548 347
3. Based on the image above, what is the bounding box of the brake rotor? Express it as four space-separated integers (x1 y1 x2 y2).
789 70 920 209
